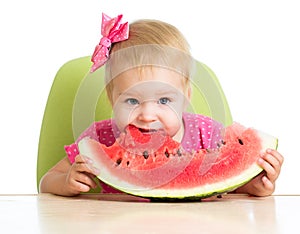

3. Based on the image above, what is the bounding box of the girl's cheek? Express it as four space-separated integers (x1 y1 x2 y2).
114 109 136 130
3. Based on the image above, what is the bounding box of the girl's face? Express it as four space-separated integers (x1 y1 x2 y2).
111 67 191 142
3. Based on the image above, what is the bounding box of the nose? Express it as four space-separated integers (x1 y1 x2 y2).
137 101 158 123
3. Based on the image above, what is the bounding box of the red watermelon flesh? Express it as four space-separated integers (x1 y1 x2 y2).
78 122 278 199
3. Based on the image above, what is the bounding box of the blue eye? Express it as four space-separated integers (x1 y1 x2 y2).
158 97 170 105
126 98 139 105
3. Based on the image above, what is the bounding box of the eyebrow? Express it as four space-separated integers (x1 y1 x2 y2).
119 86 182 98
118 90 139 97
154 89 181 96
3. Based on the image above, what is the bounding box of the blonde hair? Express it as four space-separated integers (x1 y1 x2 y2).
111 19 190 52
105 19 193 103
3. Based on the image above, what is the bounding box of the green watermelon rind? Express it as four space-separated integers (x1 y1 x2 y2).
134 164 263 200
79 130 278 200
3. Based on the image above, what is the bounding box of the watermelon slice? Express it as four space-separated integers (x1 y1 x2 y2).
78 122 278 200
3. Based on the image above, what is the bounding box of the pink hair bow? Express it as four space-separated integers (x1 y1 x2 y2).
90 13 129 72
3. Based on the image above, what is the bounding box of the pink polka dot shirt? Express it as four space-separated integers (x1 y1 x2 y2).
64 112 223 193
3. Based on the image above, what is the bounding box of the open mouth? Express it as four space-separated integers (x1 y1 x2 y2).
127 124 163 135
138 128 157 133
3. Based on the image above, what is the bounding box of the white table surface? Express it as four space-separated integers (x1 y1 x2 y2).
0 193 299 234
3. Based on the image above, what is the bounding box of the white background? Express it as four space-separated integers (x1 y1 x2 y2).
0 0 299 194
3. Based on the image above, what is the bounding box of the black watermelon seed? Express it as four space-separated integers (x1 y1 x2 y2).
164 150 170 158
116 158 122 165
126 161 130 166
238 138 244 145
142 151 149 159
177 149 182 156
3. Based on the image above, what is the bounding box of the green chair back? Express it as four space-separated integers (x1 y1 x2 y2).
37 56 232 192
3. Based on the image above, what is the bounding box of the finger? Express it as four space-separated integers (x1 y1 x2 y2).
257 157 278 182
73 182 93 193
74 154 93 164
73 154 99 175
71 179 92 193
75 172 98 189
261 175 275 192
73 161 100 176
262 150 283 175
65 172 92 194
68 170 98 192
84 172 98 189
266 149 284 166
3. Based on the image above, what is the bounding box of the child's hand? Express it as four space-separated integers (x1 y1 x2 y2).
235 149 284 196
65 154 100 196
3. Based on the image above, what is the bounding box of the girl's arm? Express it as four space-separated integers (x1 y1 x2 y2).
39 155 99 196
